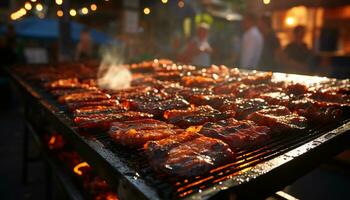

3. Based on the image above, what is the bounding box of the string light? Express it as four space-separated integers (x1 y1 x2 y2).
90 4 97 11
24 2 32 10
57 10 63 17
143 7 150 15
263 0 271 5
55 0 63 6
161 0 168 3
36 3 43 11
81 7 89 15
69 9 77 16
30 0 36 2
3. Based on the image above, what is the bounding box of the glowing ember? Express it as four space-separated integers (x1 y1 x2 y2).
73 162 90 176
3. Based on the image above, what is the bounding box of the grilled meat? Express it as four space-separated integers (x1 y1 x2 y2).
74 112 153 130
73 105 126 117
240 71 273 85
44 78 91 90
109 119 183 147
164 105 232 128
66 99 120 111
221 98 269 119
289 98 343 123
181 76 217 88
124 97 190 117
246 106 308 132
199 118 271 149
189 94 236 109
50 87 99 97
145 132 235 177
58 91 111 104
259 92 291 107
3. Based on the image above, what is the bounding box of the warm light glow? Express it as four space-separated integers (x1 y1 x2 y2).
90 4 97 11
81 7 88 15
20 8 27 15
57 10 63 17
30 0 36 2
36 3 43 11
143 7 150 15
73 162 90 176
49 136 56 145
285 17 296 26
24 2 32 10
55 0 63 5
10 14 16 20
161 0 168 3
69 9 77 16
263 0 270 5
178 1 184 8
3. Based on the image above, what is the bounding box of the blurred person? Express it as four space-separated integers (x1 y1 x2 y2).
75 28 95 61
178 23 212 66
258 15 281 71
283 25 312 73
239 13 264 69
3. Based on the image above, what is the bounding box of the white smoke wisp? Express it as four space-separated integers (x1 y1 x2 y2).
97 46 132 91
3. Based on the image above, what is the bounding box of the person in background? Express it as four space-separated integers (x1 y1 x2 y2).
75 28 94 61
239 13 264 69
258 14 281 71
178 23 212 66
283 25 312 74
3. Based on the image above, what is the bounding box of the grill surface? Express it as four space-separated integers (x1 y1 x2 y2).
8 67 350 199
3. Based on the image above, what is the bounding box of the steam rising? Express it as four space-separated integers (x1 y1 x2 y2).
97 46 132 90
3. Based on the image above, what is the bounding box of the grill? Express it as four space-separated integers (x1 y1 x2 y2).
8 65 350 200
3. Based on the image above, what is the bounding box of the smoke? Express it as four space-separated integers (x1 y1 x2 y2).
97 46 132 90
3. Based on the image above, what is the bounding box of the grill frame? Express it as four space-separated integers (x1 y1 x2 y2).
8 66 350 200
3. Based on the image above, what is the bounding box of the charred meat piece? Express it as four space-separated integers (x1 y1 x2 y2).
289 98 343 123
312 79 350 95
246 106 307 133
130 59 174 73
221 98 269 119
189 94 236 109
50 87 99 97
58 91 111 104
307 91 350 107
200 118 271 149
213 82 246 95
155 63 196 73
124 97 190 117
66 99 119 111
109 86 156 101
73 105 126 117
44 78 90 90
177 87 212 100
153 71 182 81
164 105 232 128
145 133 235 177
109 119 183 147
144 131 199 161
259 92 291 107
74 112 153 130
239 84 281 98
285 83 309 96
239 71 273 85
181 76 217 88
